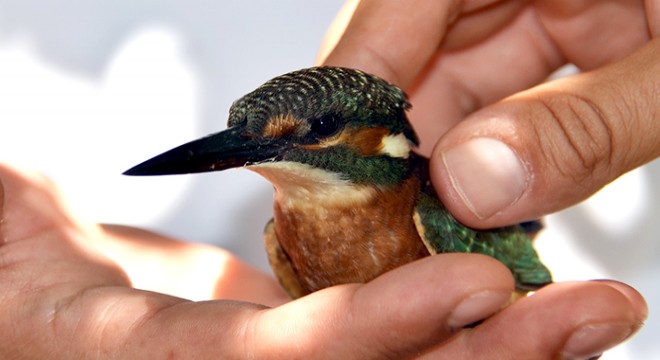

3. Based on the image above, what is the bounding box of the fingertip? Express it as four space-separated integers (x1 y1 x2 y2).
460 281 642 359
429 114 540 228
552 282 641 359
446 290 512 330
431 136 529 224
593 280 648 325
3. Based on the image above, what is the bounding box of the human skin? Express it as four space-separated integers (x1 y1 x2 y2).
319 0 660 229
0 1 656 357
314 1 658 358
0 163 646 358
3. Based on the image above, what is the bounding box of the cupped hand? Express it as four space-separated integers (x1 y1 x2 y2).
320 0 660 229
0 163 647 358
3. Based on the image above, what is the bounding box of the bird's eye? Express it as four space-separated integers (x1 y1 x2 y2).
310 113 342 137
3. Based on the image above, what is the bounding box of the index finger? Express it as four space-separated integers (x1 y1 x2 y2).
318 0 522 87
318 0 457 86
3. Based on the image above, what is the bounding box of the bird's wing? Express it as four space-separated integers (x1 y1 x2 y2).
413 176 552 291
263 219 308 299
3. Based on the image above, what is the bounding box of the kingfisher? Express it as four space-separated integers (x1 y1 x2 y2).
125 67 552 299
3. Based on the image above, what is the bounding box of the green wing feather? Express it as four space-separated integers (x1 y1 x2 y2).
412 157 552 290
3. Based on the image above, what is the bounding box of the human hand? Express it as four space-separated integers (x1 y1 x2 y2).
0 162 646 359
319 0 660 229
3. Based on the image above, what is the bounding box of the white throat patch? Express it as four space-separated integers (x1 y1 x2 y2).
379 133 411 159
249 161 377 208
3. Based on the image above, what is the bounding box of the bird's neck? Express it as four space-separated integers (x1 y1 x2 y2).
250 161 377 208
251 161 428 293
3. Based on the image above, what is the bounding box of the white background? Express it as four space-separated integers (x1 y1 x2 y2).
0 1 658 358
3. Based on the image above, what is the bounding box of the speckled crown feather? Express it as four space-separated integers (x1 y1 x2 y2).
227 67 418 144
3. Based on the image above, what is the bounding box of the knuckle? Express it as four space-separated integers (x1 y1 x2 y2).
533 92 617 186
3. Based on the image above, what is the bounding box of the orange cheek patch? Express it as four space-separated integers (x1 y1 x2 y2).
302 126 391 156
263 114 305 138
343 127 390 156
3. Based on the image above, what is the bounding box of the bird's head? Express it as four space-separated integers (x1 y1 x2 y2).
125 67 419 190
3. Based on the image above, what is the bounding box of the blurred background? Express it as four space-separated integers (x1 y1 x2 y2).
0 1 657 358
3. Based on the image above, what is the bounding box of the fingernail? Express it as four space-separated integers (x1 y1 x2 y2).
562 323 634 359
447 291 511 330
441 138 527 219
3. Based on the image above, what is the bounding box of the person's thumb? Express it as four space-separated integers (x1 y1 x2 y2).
430 38 660 229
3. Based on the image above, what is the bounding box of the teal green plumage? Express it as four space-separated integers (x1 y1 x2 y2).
413 156 552 290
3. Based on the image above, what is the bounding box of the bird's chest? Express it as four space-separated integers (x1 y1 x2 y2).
272 178 429 293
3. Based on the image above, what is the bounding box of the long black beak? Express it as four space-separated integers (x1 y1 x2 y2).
123 125 283 176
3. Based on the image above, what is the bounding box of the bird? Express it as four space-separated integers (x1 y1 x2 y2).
124 66 552 299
